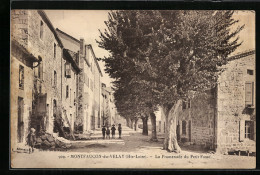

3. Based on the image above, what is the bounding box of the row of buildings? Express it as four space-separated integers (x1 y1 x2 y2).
11 10 117 149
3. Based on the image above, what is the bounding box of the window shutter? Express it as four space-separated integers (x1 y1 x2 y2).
245 82 253 105
250 121 255 141
239 120 245 142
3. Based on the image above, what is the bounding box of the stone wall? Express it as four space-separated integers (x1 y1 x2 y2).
11 10 65 134
11 10 29 48
177 92 216 149
27 10 63 134
10 54 34 149
216 52 255 154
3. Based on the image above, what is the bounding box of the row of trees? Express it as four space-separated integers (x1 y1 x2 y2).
97 10 244 153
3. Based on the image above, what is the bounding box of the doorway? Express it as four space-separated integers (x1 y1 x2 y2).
188 120 192 142
17 97 24 143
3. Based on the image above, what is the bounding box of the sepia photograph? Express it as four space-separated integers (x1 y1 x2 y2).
10 9 255 169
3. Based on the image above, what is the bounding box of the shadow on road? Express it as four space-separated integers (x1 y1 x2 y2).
66 132 209 154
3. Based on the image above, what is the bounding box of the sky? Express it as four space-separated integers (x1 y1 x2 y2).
45 10 255 88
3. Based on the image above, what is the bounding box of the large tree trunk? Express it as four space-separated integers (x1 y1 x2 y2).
163 100 182 153
150 112 157 141
142 116 148 135
134 118 138 131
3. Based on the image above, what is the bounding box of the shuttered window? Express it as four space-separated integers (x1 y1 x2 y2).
245 82 254 106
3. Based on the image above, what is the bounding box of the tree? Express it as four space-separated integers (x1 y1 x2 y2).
114 81 154 136
97 10 244 152
97 10 159 140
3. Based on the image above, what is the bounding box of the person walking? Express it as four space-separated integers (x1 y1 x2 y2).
106 126 110 139
27 128 36 153
102 125 106 139
118 123 122 139
111 124 116 139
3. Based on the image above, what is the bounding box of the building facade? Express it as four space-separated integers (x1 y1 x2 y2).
161 50 256 154
11 10 66 147
11 10 89 146
56 29 103 134
101 84 118 126
56 29 81 133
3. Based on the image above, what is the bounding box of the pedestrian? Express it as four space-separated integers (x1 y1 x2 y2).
118 123 122 139
27 128 36 153
111 124 116 139
102 125 106 139
106 126 110 139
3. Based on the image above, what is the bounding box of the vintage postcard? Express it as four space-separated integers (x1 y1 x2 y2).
10 10 255 169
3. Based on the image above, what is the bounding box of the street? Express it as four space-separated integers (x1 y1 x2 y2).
11 126 255 169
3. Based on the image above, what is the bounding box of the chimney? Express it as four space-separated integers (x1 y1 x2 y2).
80 38 85 55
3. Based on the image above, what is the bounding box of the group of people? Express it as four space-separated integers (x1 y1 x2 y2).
102 123 122 139
25 123 123 153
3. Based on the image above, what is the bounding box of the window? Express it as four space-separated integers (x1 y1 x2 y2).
240 120 255 141
245 121 255 140
247 69 253 75
65 63 71 78
40 21 44 39
66 85 69 98
54 71 57 87
182 120 186 135
53 99 57 107
245 121 251 139
245 82 254 107
54 43 56 59
19 65 24 90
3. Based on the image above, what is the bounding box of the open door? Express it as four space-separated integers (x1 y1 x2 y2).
189 120 192 142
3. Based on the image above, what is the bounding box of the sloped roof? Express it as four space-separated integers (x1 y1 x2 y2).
37 10 64 48
56 28 80 53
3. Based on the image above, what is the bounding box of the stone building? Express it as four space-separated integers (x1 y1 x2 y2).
11 10 82 146
55 29 103 133
161 50 255 154
56 29 81 133
11 9 64 147
11 10 39 149
101 84 118 126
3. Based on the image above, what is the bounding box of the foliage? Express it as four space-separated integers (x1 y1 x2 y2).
97 10 244 117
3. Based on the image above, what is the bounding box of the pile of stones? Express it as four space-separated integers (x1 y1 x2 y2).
35 133 72 150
